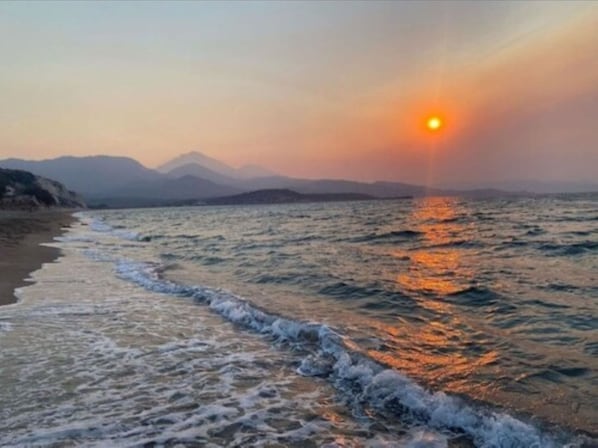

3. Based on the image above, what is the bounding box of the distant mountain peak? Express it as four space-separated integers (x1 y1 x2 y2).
181 150 206 157
157 151 237 177
158 151 278 179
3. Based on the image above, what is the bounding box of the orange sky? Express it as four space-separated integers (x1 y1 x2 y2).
1 1 597 186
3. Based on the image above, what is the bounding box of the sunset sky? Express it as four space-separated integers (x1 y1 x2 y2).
1 1 597 186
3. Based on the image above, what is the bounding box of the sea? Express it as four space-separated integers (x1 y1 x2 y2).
0 195 596 447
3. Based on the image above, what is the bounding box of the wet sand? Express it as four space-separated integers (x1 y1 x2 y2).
0 210 75 306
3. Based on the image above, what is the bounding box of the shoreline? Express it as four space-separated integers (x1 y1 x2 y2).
0 210 76 306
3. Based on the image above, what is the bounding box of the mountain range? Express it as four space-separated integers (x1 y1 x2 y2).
1 151 596 208
0 156 157 197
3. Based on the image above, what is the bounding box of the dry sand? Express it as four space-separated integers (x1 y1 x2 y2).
0 210 75 306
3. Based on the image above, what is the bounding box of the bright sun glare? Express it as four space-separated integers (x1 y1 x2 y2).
426 116 443 131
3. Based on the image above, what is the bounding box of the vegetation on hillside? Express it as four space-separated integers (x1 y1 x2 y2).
0 168 85 208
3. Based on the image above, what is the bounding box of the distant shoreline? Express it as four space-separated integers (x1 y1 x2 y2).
0 210 75 306
87 190 598 210
88 191 414 209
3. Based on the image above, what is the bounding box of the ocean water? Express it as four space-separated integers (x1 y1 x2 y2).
1 195 596 447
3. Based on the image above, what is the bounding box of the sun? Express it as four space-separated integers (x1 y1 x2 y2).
426 116 443 131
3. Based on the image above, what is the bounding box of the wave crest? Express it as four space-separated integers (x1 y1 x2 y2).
112 258 573 448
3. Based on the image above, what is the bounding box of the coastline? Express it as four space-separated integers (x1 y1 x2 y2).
0 210 76 306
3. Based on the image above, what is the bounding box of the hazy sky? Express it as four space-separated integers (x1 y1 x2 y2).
1 1 597 185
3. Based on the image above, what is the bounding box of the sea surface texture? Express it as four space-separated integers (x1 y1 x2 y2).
1 195 596 447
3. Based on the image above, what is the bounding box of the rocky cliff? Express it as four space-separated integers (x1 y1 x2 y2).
0 168 86 209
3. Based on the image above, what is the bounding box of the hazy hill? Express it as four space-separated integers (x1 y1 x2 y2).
158 151 278 179
158 151 239 177
0 156 160 197
0 168 85 209
236 164 278 178
293 179 435 197
1 155 246 207
96 176 241 201
166 163 237 185
440 180 598 194
203 189 375 206
233 177 443 198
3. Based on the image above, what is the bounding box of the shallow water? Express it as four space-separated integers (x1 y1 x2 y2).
1 195 596 447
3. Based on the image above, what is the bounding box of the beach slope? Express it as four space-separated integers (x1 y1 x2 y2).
0 211 74 306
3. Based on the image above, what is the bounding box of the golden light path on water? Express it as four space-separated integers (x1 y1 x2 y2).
364 198 498 397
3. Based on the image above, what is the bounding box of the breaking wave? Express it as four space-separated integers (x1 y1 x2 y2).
111 257 575 448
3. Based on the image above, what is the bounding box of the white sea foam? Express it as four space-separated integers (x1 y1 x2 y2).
110 257 567 448
404 430 449 448
82 248 115 262
13 287 25 302
54 234 96 243
80 215 143 241
2 254 331 446
89 217 114 233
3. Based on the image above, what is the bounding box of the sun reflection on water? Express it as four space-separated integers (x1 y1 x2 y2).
367 197 499 394
397 196 474 298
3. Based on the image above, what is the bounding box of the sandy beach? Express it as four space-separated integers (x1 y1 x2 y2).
0 210 75 306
